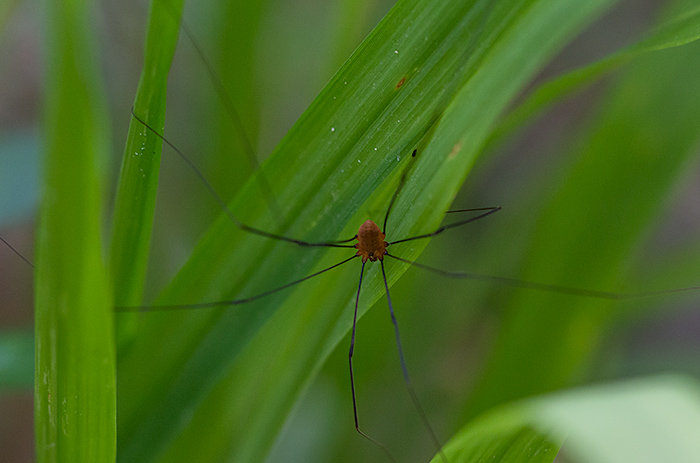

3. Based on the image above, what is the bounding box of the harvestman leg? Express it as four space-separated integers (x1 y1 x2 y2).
0 236 34 268
346 164 454 463
348 262 397 462
380 259 449 463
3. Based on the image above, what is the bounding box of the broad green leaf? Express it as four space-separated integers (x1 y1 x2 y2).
115 0 618 462
35 0 114 461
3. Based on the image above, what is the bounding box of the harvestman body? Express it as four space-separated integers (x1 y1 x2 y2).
355 220 388 263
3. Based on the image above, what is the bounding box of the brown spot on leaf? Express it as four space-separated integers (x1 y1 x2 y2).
449 141 462 160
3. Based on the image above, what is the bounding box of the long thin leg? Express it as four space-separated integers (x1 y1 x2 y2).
0 236 34 269
381 260 449 463
349 262 396 462
445 207 501 214
389 206 501 246
116 254 359 312
131 110 357 248
385 253 700 300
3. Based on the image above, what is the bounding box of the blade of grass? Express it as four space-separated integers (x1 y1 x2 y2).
435 408 563 463
116 0 619 461
35 0 114 461
109 0 184 345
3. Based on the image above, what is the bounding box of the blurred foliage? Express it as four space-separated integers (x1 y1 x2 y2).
1 0 700 462
35 0 115 461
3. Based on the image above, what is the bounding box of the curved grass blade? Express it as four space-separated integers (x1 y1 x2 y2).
109 0 184 345
433 410 563 463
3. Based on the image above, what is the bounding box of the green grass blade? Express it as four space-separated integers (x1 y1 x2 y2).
115 0 618 461
109 0 184 342
436 409 563 463
35 0 115 461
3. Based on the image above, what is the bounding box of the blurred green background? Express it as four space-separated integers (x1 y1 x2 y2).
2 0 700 461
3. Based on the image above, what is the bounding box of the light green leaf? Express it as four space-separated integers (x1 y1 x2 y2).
436 409 562 463
437 376 700 463
532 376 700 463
